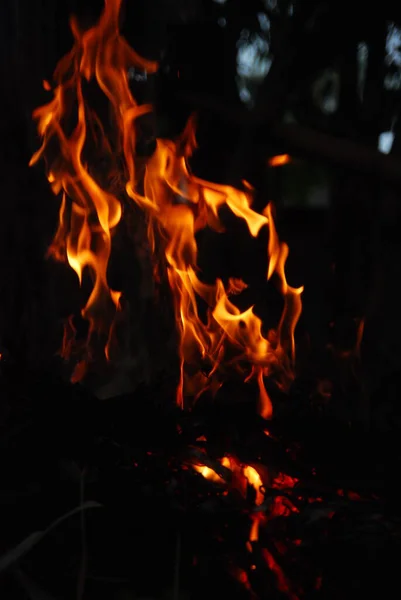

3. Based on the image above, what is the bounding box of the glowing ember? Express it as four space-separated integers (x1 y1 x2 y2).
262 548 299 600
193 456 231 483
243 465 264 505
192 458 267 505
246 512 264 552
273 472 299 489
193 464 225 483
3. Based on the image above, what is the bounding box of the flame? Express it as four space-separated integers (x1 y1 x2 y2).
268 154 291 167
131 119 302 412
264 204 303 362
31 0 302 409
30 0 157 373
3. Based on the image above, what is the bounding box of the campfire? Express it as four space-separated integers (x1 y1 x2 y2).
30 0 302 413
1 1 400 599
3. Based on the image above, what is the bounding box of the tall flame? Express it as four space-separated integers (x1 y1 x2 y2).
31 0 303 413
30 0 157 374
131 120 303 413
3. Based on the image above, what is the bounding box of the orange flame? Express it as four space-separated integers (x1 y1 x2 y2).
268 154 291 167
31 0 302 407
243 465 264 505
30 0 157 374
131 118 302 412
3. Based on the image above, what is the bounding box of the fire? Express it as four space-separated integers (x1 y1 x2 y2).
31 0 302 412
243 465 264 505
268 154 291 167
193 465 224 483
193 456 231 483
262 549 299 600
30 0 157 375
193 458 267 507
130 119 302 412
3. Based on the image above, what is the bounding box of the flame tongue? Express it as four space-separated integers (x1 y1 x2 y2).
30 0 157 373
31 0 302 413
132 119 302 413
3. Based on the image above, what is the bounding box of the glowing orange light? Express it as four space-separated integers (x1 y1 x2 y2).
30 0 157 376
243 465 264 505
31 0 303 413
193 456 231 483
268 154 291 167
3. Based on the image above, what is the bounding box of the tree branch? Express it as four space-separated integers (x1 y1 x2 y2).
176 90 401 186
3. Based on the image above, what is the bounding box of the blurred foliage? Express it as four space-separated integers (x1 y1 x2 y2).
281 162 328 208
